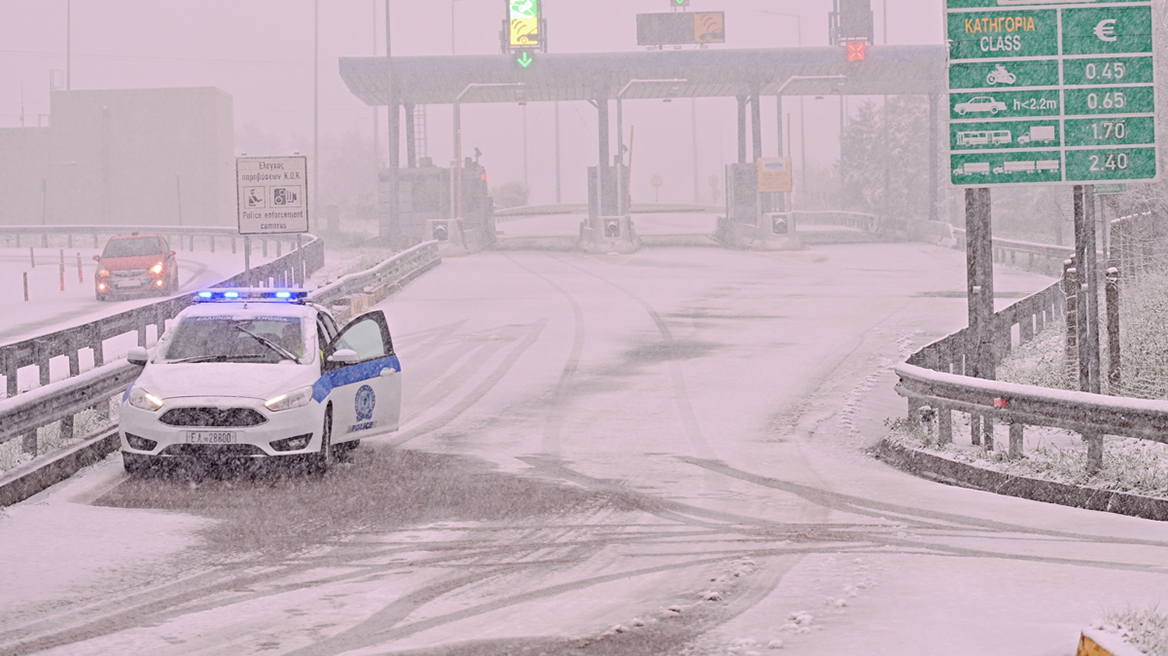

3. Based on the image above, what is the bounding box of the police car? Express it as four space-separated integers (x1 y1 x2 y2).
119 288 401 475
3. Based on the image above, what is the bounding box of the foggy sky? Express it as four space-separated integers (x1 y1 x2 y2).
0 0 945 206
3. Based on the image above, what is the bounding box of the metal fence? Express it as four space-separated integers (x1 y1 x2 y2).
1111 210 1168 280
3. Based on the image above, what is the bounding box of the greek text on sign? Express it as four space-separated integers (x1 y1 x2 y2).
236 156 309 234
757 158 793 193
945 0 1157 187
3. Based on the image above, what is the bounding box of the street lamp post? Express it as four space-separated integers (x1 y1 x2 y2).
453 83 525 220
758 11 802 163
616 79 686 215
451 0 470 54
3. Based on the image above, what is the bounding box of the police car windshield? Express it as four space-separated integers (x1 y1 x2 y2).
161 316 304 364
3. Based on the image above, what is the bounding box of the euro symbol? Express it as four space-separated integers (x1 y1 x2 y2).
1094 19 1118 42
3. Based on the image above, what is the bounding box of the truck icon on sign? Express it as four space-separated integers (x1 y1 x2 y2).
953 162 992 176
1017 126 1056 145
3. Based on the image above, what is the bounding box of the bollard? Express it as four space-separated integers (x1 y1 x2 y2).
23 272 29 301
937 408 953 444
77 253 84 283
29 246 35 268
59 261 65 292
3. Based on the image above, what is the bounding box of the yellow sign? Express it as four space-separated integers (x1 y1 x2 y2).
758 158 793 193
694 12 725 44
510 18 540 48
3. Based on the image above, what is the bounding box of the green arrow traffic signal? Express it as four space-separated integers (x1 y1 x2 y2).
516 51 534 68
673 0 690 6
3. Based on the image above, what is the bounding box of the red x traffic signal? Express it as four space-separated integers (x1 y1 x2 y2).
846 41 867 62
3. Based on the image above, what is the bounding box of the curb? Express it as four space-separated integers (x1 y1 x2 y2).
874 439 1168 522
0 428 120 507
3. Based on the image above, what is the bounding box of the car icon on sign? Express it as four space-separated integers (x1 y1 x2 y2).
954 96 1007 116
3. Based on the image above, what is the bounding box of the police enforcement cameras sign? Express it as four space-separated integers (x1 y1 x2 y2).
236 156 309 234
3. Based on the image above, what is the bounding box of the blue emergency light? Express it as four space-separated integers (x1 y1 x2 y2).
193 288 308 303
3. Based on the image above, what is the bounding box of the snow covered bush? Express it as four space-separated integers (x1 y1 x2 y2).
1095 605 1168 656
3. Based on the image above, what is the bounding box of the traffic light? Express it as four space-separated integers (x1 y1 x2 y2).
671 0 690 7
604 218 621 239
846 41 867 62
433 222 449 242
514 50 535 69
772 215 788 235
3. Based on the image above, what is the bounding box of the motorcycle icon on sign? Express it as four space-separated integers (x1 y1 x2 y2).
986 64 1017 86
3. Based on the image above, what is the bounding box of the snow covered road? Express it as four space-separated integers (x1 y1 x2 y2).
3 243 1166 656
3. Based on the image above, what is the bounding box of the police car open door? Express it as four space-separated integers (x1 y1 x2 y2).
321 310 401 440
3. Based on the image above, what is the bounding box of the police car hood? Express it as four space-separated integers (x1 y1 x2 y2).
137 362 313 401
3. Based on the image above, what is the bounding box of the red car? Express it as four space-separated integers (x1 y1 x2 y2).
94 233 179 301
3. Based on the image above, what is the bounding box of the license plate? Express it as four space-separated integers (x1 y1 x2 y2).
187 431 236 444
112 280 146 289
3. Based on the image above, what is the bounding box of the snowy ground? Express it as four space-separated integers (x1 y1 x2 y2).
3 227 1165 655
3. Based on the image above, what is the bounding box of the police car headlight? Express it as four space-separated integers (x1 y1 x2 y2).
264 385 314 412
127 387 164 412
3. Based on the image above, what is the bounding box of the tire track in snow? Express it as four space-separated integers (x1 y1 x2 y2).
500 252 588 459
384 319 547 447
550 254 717 461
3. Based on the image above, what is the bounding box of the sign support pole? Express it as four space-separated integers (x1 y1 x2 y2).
965 187 995 446
243 236 251 288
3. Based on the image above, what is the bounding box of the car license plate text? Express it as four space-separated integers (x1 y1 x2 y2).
187 431 236 444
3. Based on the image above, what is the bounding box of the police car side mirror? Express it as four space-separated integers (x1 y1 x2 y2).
328 349 359 364
127 347 149 366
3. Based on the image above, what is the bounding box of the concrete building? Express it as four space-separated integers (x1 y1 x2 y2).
0 87 234 227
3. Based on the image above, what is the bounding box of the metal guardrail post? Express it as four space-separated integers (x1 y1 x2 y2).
1106 267 1121 396
1008 422 1023 459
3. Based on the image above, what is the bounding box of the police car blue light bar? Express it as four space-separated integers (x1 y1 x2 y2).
193 288 308 302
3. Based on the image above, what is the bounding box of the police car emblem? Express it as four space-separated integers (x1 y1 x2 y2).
355 384 376 421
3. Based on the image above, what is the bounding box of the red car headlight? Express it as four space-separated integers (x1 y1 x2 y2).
151 263 164 274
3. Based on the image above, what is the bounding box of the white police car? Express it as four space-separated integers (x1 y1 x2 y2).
119 288 401 474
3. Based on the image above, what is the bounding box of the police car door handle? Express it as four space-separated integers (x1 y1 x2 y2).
380 368 397 377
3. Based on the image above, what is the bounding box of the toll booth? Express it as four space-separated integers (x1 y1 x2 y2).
717 163 797 250
378 158 495 251
587 165 621 220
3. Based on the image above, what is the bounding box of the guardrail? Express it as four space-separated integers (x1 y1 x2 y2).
793 210 877 232
894 277 1168 473
0 224 304 259
952 228 1075 276
0 240 440 505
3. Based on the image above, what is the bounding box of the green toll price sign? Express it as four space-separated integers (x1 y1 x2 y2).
945 0 1158 186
